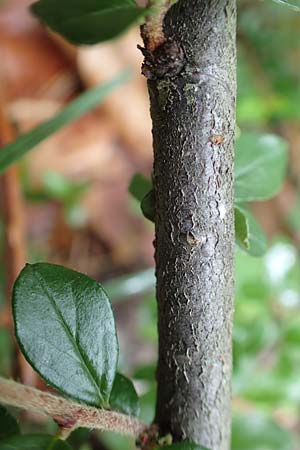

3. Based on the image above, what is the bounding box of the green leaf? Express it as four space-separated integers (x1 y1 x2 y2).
0 406 20 440
42 171 89 204
13 263 118 407
141 190 155 222
31 0 148 45
272 0 300 11
163 443 209 450
129 174 155 222
236 206 268 257
0 328 13 377
234 133 288 202
100 432 135 450
0 435 72 450
109 373 140 417
235 207 249 250
103 268 155 303
129 174 152 203
133 364 156 381
232 413 295 450
0 72 129 174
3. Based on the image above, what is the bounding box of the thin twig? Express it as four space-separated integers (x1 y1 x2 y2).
0 377 146 438
0 95 26 330
142 0 173 51
0 89 36 386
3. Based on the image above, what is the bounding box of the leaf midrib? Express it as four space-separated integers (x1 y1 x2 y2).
31 268 104 406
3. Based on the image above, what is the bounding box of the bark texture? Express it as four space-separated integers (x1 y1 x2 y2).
141 1 236 449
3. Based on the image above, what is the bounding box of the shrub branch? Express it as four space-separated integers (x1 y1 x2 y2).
0 376 146 438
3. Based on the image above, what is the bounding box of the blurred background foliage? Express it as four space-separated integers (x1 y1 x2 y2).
0 0 299 449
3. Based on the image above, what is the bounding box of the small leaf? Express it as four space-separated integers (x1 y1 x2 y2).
0 434 72 450
163 443 210 450
236 206 268 257
235 207 250 250
129 174 155 222
109 373 140 417
0 72 129 174
0 406 20 440
129 174 152 203
13 263 118 407
31 0 148 45
235 133 288 202
141 190 155 222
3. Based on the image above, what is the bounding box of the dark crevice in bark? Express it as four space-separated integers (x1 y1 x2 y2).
141 1 237 449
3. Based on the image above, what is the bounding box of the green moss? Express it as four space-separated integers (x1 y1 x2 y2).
184 83 197 106
157 79 172 110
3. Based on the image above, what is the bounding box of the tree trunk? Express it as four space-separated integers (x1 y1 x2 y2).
141 1 236 449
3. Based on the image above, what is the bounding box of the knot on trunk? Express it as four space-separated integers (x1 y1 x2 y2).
138 40 185 80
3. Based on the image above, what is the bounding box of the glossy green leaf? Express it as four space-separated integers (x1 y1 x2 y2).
164 443 209 450
0 406 20 440
31 0 147 45
13 263 118 407
141 190 155 222
109 373 140 417
235 133 287 202
236 206 268 257
0 72 129 174
129 174 152 203
235 207 249 250
0 435 72 450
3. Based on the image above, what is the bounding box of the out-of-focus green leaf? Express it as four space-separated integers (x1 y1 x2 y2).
129 174 152 203
0 435 73 450
0 72 129 174
235 206 268 257
13 263 118 407
66 429 90 449
138 295 157 342
100 432 135 450
65 204 87 228
235 207 249 250
41 171 89 228
103 268 155 302
0 328 13 377
42 171 89 204
272 0 300 11
139 387 156 424
232 413 294 450
235 133 287 202
109 373 140 417
133 364 156 381
31 0 148 45
0 406 20 440
163 443 209 450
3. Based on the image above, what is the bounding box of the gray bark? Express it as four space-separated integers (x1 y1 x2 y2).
141 1 236 449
